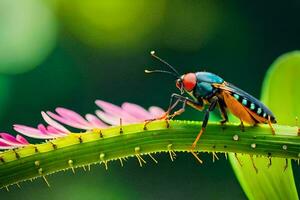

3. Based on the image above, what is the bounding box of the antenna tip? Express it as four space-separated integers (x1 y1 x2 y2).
150 50 155 55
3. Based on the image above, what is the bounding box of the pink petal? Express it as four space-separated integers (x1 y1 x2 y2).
41 111 70 133
37 124 48 134
13 124 54 139
95 110 140 125
0 138 16 146
0 133 19 144
0 140 14 149
37 124 65 137
55 108 90 126
95 100 137 122
46 126 68 137
95 111 120 125
121 102 152 119
0 140 10 146
47 111 92 130
148 106 165 118
14 124 42 135
85 114 108 128
46 126 62 134
16 135 29 144
0 138 25 147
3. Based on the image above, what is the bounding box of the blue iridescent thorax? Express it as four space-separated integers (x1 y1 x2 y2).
195 72 224 84
193 82 214 98
193 72 224 98
192 72 224 98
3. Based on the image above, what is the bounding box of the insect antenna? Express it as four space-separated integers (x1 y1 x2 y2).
144 69 178 78
150 50 180 76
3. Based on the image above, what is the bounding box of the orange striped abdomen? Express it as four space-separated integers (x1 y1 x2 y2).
222 91 256 125
221 91 274 125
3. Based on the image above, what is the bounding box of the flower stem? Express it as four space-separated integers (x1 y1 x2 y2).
0 120 299 189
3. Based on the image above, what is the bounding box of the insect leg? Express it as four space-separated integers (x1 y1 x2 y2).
218 99 228 125
144 94 179 128
267 115 275 135
191 96 218 149
144 93 188 128
239 120 245 132
168 93 204 119
165 93 182 115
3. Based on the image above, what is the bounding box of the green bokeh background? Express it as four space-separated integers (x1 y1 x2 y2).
1 0 300 199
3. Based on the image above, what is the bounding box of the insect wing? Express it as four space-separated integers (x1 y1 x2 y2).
214 82 275 118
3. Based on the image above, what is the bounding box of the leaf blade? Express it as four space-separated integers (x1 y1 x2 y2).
229 51 300 200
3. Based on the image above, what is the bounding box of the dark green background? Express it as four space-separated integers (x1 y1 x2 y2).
1 0 300 199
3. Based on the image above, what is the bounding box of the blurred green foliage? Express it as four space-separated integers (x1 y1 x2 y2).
262 51 300 125
0 0 300 199
0 0 57 74
58 0 165 50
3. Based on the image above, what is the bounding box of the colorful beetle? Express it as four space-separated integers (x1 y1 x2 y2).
145 51 276 155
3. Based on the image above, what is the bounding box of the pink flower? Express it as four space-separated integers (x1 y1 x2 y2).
13 124 69 139
95 100 164 125
0 133 29 149
0 100 164 150
46 108 108 130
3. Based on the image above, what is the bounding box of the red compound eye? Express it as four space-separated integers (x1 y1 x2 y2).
182 73 196 91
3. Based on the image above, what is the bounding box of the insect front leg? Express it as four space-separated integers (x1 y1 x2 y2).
144 93 181 126
144 93 203 129
167 93 204 119
191 96 219 150
143 93 181 129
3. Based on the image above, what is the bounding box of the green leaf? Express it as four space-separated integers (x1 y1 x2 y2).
262 51 300 124
229 51 300 199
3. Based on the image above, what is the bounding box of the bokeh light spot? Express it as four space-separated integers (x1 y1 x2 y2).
58 0 165 50
0 0 57 74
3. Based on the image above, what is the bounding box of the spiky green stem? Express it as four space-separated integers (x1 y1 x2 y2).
0 120 299 189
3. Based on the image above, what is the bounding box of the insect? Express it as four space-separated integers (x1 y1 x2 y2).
145 51 276 159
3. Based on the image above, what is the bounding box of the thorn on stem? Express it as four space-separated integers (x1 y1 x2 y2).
284 159 288 171
235 153 243 167
224 152 228 160
100 153 108 170
212 152 219 163
135 147 146 167
119 118 123 134
50 142 57 150
250 155 258 173
13 149 20 159
167 144 176 162
78 136 83 144
268 157 272 168
38 168 50 187
68 160 75 174
34 146 39 153
148 153 158 164
119 158 124 167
